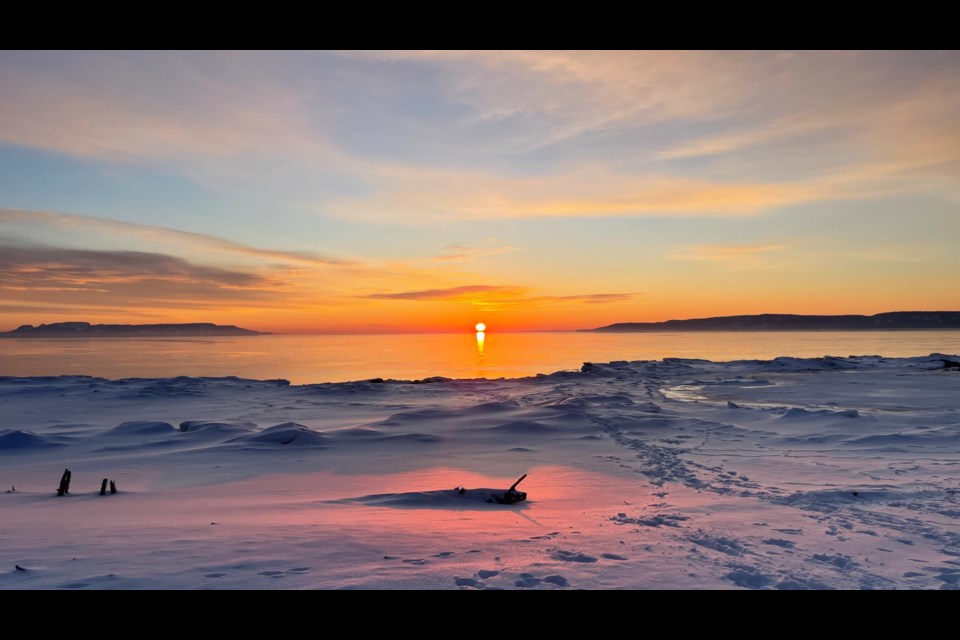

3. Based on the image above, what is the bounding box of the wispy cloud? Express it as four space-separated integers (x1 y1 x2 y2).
363 285 635 307
433 243 518 261
535 293 634 304
328 172 860 222
0 242 293 320
658 113 843 160
348 51 753 150
0 244 265 288
0 209 348 266
675 243 788 261
363 285 527 302
0 53 338 163
3 52 959 225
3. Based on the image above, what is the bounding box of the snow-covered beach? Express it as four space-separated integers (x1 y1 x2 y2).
2 354 958 589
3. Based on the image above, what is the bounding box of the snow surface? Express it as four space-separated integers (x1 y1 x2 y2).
1 354 959 589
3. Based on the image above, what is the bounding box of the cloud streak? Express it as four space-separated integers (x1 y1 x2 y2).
363 285 527 302
0 209 348 266
536 293 635 304
328 171 868 221
363 285 634 306
675 243 788 261
433 243 518 261
0 244 265 288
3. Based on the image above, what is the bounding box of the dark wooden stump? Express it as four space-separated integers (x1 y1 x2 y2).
100 478 108 495
56 468 71 496
110 480 117 494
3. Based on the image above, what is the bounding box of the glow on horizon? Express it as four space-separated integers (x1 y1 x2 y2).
475 323 486 332
1 51 958 333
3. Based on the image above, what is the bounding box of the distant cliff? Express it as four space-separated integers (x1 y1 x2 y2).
589 311 960 332
0 322 270 338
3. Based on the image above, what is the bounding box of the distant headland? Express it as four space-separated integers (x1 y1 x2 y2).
588 311 960 332
0 322 270 338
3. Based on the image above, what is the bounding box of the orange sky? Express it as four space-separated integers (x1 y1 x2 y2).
1 51 958 333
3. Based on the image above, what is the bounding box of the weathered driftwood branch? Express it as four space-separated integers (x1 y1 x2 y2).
100 478 108 495
494 473 528 504
110 480 117 494
56 469 71 496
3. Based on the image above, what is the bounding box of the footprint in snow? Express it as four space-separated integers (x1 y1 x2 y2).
455 577 483 588
454 570 570 589
551 549 598 563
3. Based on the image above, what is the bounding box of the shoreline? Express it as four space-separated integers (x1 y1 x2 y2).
2 352 957 387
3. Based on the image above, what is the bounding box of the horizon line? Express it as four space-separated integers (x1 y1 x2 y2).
5 309 960 336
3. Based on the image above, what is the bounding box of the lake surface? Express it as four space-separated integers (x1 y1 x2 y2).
1 331 958 384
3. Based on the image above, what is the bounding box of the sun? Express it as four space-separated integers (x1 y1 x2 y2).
475 322 486 332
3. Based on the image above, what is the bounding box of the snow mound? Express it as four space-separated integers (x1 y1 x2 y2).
108 421 177 435
231 422 329 447
459 401 520 414
326 427 442 444
0 429 63 450
847 428 960 448
481 420 558 434
178 420 257 434
382 408 455 423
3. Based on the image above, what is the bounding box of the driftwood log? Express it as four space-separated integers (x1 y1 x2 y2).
100 478 108 495
56 469 71 496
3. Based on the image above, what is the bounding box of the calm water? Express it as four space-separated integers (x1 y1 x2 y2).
1 331 958 384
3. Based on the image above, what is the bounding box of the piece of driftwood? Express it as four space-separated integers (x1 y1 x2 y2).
448 473 529 505
56 469 71 496
492 474 528 504
110 480 117 494
100 478 108 495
